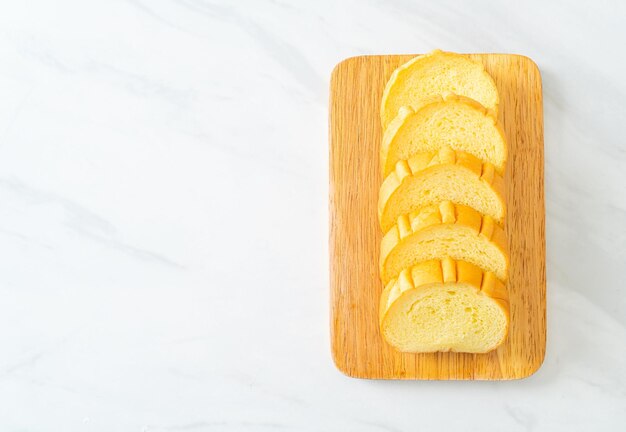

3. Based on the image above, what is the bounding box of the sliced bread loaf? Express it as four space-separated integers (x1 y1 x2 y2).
380 50 499 130
378 146 505 233
381 93 507 177
380 201 508 285
379 258 509 353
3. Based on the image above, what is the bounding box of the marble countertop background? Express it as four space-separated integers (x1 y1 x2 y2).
0 0 625 430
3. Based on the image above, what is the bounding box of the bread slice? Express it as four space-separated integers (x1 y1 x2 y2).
378 146 505 233
381 93 507 177
380 50 499 130
379 258 509 353
380 201 508 285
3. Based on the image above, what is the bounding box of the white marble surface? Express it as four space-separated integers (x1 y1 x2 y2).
0 0 625 430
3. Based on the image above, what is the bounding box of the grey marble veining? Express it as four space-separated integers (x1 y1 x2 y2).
0 0 625 430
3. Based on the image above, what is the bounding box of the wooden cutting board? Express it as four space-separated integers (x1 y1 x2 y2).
329 54 545 380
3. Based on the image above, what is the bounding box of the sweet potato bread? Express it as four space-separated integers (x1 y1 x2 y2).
379 258 509 353
374 50 510 356
380 201 508 285
378 146 506 233
380 50 499 130
381 93 507 177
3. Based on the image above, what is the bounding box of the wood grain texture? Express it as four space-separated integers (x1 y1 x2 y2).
329 54 545 380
